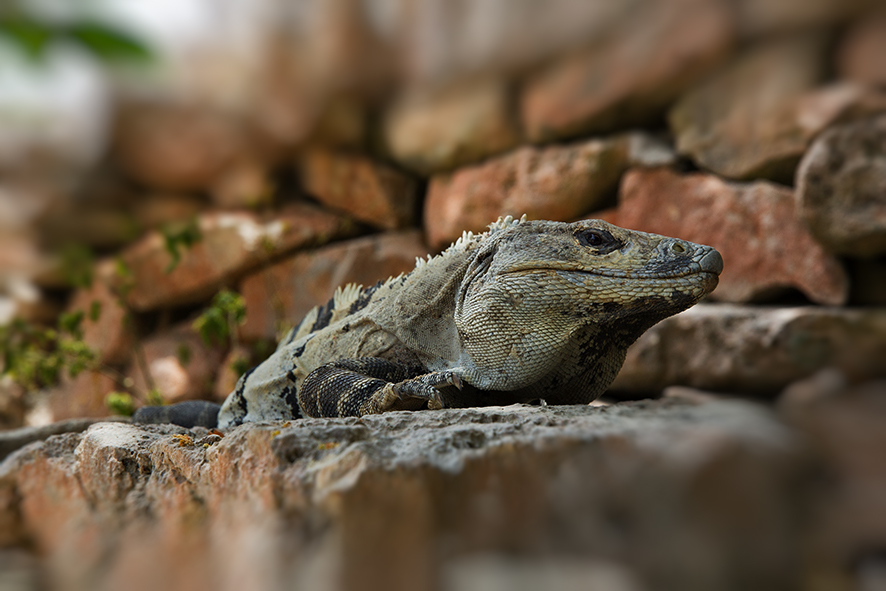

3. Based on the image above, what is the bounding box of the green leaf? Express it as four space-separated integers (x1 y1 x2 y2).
106 391 135 416
146 388 165 406
66 21 152 63
193 289 246 347
0 18 54 61
58 310 85 338
176 343 192 367
162 218 202 274
89 300 102 323
59 244 95 289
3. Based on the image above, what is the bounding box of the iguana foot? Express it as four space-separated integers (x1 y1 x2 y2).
391 371 463 410
299 358 467 417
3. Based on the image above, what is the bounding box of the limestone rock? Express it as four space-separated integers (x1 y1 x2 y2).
399 1 638 88
209 161 274 210
617 168 848 305
114 103 267 192
240 230 429 342
126 322 226 405
732 0 878 37
299 150 419 229
847 259 886 306
0 378 25 431
521 0 733 142
425 134 656 250
0 275 58 326
383 79 522 174
213 346 254 402
131 194 206 231
837 11 886 88
796 114 886 257
669 34 828 181
115 203 358 311
777 371 886 583
45 370 118 422
0 401 809 591
66 260 134 367
610 303 886 395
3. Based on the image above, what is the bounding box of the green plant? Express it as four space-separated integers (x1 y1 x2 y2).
0 5 152 64
161 218 202 273
0 314 96 392
59 244 96 289
193 289 246 348
105 391 135 416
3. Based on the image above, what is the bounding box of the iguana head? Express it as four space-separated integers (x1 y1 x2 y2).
451 217 722 390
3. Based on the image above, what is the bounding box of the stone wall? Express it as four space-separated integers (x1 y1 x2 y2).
1 0 885 589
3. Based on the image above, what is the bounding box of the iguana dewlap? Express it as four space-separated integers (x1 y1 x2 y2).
135 217 722 428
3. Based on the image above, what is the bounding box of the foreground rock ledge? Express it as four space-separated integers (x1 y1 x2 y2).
1 401 812 591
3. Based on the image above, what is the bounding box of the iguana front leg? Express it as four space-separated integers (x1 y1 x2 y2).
298 358 463 418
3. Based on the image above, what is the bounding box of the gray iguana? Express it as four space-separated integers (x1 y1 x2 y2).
134 216 722 429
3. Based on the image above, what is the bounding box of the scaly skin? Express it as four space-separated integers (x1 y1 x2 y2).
135 216 722 428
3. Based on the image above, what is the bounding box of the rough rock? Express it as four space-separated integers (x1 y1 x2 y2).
114 102 268 192
732 0 878 37
0 378 25 431
669 34 829 181
399 1 638 88
836 11 886 88
0 400 810 591
66 260 134 367
424 133 672 250
116 203 358 311
209 161 274 210
131 194 206 231
126 322 226 405
796 114 886 257
616 168 848 305
777 371 886 584
383 78 522 174
213 346 254 402
847 259 886 306
610 303 886 395
45 370 118 422
36 208 141 251
0 274 57 326
520 0 733 142
0 417 129 462
240 230 429 342
299 150 419 229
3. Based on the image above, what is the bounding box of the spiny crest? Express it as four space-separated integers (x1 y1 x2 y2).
411 214 529 272
333 283 364 310
446 214 528 253
488 214 527 232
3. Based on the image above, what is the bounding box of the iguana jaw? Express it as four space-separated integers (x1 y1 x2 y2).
498 244 723 281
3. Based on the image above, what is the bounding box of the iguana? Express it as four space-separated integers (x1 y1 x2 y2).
134 216 722 429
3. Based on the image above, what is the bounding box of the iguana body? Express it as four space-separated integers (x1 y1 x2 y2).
137 216 722 428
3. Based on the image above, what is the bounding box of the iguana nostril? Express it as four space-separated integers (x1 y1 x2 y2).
672 242 686 254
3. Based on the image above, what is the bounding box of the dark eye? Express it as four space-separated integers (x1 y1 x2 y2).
575 228 622 254
579 230 606 247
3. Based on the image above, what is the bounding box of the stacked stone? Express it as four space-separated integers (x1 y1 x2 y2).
1 1 886 588
2 0 880 422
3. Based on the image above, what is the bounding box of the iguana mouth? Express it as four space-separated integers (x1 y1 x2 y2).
502 265 719 281
502 248 723 280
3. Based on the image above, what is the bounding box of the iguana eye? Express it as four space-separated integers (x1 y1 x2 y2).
580 230 605 246
575 228 623 254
